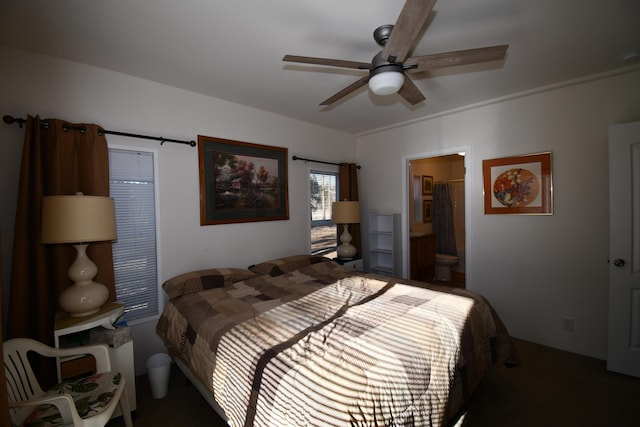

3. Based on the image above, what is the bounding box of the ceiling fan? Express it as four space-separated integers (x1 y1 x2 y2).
283 0 508 106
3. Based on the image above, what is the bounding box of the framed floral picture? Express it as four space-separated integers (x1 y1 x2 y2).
422 175 433 195
483 152 553 215
198 135 289 225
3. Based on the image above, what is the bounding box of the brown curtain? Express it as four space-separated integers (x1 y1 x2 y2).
338 163 361 257
7 115 115 387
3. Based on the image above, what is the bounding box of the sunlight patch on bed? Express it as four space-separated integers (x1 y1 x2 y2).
213 277 477 426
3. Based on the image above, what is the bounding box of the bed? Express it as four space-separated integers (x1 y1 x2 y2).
156 255 517 427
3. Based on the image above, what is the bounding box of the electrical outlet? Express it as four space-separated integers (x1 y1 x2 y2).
562 317 574 331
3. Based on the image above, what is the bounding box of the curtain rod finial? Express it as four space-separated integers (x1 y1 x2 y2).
3 115 26 128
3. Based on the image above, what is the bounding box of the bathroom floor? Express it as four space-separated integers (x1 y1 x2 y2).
434 271 465 289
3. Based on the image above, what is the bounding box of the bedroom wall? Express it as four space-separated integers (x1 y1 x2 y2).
0 46 356 374
355 68 640 360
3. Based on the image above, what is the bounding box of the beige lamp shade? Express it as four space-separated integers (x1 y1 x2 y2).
42 194 116 244
332 201 360 224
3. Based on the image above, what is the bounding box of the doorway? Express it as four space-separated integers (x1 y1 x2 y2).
406 152 467 288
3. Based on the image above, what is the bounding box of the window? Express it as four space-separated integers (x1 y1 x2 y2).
109 148 159 322
309 171 338 257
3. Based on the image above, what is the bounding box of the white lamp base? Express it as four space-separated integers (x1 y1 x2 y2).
60 243 109 317
336 224 357 260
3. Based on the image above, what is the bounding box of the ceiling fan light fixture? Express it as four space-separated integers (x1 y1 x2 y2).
369 70 405 96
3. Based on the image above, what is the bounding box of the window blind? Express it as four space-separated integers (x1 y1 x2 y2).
109 148 158 321
309 171 338 257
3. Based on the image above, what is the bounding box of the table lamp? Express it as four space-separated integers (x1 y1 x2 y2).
42 193 117 317
332 200 360 260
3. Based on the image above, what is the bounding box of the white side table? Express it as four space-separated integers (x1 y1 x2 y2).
54 302 136 415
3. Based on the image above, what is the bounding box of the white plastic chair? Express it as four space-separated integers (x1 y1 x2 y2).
4 337 133 427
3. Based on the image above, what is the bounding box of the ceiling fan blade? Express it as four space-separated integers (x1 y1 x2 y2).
407 44 509 73
381 0 437 63
397 77 426 105
283 55 371 70
320 76 370 106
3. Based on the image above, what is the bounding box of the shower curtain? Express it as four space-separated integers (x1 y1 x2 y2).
433 182 457 255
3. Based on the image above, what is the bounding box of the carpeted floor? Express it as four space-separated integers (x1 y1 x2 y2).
107 338 640 426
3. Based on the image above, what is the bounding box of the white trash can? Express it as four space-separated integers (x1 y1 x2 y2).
146 353 172 399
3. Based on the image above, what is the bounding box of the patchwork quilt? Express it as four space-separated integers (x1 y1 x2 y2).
157 258 515 427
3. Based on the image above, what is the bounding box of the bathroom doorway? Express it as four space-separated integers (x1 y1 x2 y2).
407 153 466 288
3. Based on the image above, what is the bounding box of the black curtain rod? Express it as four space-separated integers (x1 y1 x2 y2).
3 115 196 147
292 155 361 169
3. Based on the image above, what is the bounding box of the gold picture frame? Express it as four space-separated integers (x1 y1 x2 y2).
422 175 433 195
198 135 289 225
423 200 433 223
483 152 552 215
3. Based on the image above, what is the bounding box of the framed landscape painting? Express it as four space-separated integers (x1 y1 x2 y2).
198 135 289 225
483 152 553 215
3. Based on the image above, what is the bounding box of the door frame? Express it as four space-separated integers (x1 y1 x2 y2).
401 144 471 281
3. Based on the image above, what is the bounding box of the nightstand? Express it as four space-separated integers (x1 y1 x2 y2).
54 302 136 415
334 257 364 271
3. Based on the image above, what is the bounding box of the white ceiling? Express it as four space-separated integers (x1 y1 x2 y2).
1 0 639 135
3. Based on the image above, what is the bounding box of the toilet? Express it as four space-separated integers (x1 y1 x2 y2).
435 254 459 281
